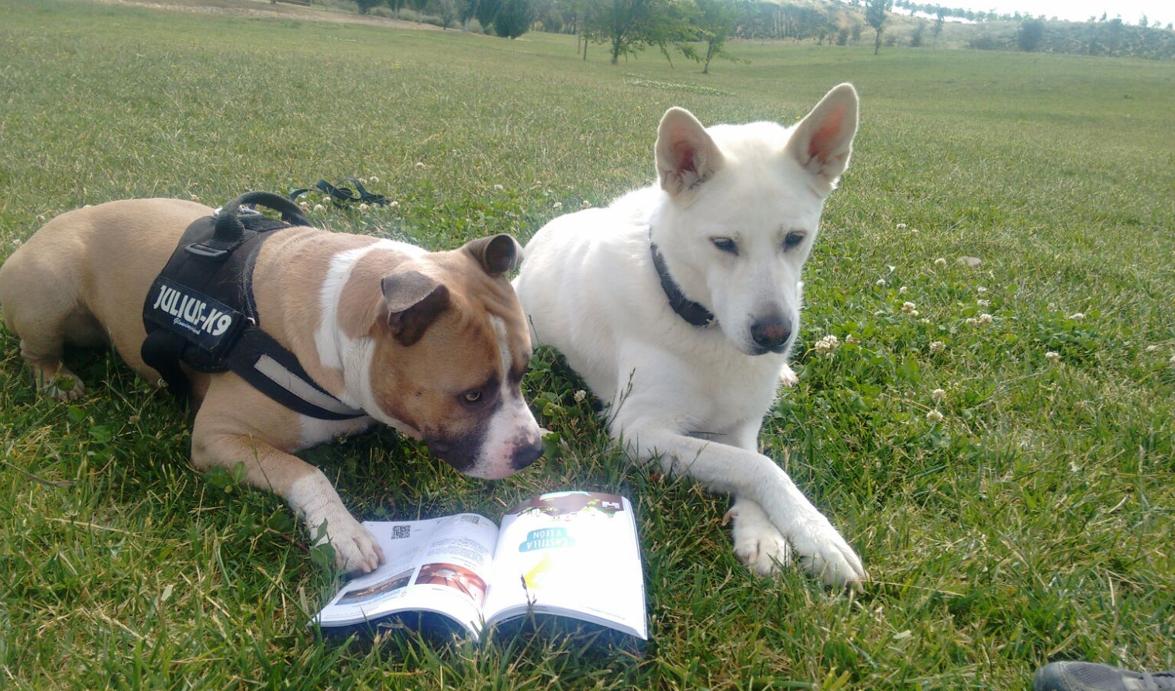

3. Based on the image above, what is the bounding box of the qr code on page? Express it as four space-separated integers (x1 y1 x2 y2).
392 525 411 539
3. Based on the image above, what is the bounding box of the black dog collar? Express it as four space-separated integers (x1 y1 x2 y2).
649 237 716 329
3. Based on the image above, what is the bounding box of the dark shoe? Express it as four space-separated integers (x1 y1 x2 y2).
1034 662 1175 691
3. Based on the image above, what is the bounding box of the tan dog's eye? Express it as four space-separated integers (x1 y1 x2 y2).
462 390 482 404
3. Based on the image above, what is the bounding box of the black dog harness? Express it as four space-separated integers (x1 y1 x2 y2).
141 192 365 421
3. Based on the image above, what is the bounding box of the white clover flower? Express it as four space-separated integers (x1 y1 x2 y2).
553 201 563 209
359 177 368 184
1144 345 1158 353
926 409 944 423
298 201 310 211
415 161 425 168
929 341 946 353
493 184 504 191
898 286 908 294
1069 312 1085 320
876 278 887 287
977 313 993 325
12 238 22 247
931 388 946 402
814 334 840 354
581 200 591 208
370 175 380 183
1045 351 1061 362
390 200 400 209
1169 354 1175 366
965 317 978 326
901 301 916 314
896 222 907 230
844 334 858 345
189 194 200 202
573 390 587 403
358 203 369 212
934 257 947 267
976 286 987 293
977 299 990 307
313 204 325 212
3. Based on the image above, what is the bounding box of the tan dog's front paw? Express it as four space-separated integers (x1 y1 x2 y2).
288 471 384 573
309 512 384 574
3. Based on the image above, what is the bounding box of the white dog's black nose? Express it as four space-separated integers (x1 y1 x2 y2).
750 315 792 352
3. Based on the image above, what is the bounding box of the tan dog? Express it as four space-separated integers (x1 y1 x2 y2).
0 198 543 573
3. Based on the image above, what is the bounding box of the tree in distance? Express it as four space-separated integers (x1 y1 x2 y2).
1018 18 1045 51
866 0 893 54
494 0 534 37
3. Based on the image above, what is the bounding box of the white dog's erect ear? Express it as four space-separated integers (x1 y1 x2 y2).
785 83 859 192
655 107 725 199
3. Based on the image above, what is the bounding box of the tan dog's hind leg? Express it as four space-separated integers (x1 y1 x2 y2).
1 254 104 401
192 407 384 574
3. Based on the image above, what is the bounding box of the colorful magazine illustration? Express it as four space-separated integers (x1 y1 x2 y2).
314 491 647 641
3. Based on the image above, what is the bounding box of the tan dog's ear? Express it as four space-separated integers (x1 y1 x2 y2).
381 270 451 346
462 234 522 276
655 107 725 200
784 83 859 193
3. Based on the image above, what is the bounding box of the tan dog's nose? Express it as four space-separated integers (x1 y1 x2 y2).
511 438 544 470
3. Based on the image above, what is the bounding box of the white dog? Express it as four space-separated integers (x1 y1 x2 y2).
514 84 866 587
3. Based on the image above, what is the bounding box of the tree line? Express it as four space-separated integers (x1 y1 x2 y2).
350 0 1175 63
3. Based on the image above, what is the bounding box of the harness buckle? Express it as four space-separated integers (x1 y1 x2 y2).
184 243 232 259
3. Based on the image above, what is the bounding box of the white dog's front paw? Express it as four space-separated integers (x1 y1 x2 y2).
778 363 798 388
786 514 867 589
728 507 793 576
307 510 384 574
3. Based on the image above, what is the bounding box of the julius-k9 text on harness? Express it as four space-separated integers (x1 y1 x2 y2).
140 192 364 421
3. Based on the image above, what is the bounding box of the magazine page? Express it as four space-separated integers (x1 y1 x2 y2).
315 513 499 637
482 491 647 640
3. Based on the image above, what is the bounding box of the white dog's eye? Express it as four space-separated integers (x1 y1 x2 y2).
783 232 806 251
710 237 738 255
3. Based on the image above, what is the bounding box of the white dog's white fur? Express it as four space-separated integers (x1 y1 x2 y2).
514 84 867 587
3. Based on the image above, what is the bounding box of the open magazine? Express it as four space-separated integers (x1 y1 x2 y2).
315 491 647 642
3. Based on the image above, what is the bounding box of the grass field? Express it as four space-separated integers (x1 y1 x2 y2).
1 0 1173 687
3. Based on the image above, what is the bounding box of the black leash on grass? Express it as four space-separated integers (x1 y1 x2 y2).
289 178 389 207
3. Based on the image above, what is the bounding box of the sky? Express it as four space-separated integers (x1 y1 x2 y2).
916 0 1175 25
